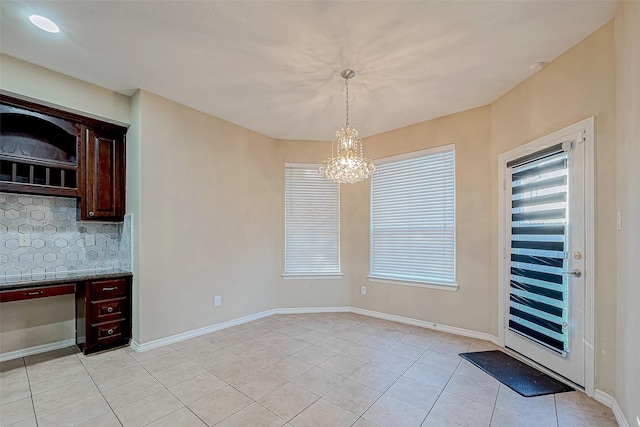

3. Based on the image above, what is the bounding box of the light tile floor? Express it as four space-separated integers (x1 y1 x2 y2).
0 313 618 427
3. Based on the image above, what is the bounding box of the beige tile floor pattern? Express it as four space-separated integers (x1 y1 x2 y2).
0 313 618 427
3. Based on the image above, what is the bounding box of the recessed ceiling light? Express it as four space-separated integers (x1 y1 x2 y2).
529 62 547 72
29 15 60 33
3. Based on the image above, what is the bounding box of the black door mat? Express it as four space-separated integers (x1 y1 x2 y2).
459 350 574 397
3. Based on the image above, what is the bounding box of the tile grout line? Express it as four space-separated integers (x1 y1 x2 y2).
22 356 39 427
356 341 430 426
135 342 285 426
487 383 502 427
285 324 390 427
123 351 183 426
553 393 559 427
420 340 472 426
149 347 212 427
344 330 455 426
76 348 124 427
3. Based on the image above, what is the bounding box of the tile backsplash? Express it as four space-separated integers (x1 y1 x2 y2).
0 193 131 277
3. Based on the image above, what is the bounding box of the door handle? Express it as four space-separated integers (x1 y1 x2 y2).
561 269 582 278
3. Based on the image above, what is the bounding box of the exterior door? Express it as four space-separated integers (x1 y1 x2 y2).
502 127 588 387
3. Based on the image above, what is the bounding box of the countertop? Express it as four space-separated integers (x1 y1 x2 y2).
0 268 132 290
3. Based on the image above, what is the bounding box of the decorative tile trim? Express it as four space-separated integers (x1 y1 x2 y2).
118 213 132 271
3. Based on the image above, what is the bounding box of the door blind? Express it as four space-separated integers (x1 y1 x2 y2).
370 147 456 285
509 151 569 354
284 165 340 276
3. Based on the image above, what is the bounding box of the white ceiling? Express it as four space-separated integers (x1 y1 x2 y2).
0 1 618 140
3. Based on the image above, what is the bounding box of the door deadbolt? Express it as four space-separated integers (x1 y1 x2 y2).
574 251 582 260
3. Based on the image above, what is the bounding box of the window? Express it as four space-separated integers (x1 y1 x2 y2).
284 164 341 277
370 145 456 287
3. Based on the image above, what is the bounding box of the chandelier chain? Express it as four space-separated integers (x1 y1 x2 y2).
345 77 349 128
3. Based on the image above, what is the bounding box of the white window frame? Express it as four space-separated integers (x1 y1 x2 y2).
283 163 342 279
368 145 457 291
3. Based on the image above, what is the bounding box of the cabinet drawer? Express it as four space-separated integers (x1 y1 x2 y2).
0 284 75 302
91 319 125 345
91 297 126 321
90 279 127 299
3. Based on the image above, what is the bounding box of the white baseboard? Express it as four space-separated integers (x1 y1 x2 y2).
612 399 630 427
276 306 350 314
0 339 76 362
131 307 350 352
594 389 630 427
131 309 278 353
0 306 495 363
131 305 499 353
350 307 499 344
594 389 614 407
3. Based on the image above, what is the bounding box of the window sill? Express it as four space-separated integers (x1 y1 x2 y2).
367 276 458 291
282 273 344 280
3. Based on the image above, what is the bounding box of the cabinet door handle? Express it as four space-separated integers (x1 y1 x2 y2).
88 211 95 217
102 287 117 291
107 329 114 335
25 291 44 296
107 307 114 313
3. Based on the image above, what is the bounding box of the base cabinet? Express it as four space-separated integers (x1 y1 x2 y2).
76 277 132 355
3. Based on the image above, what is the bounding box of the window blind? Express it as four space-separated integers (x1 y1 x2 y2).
285 164 340 276
509 152 569 354
370 147 456 285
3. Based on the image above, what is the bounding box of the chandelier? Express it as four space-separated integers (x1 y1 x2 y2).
319 69 376 184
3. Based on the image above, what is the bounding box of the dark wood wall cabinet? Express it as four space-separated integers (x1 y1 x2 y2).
76 277 132 354
0 95 127 221
82 127 125 220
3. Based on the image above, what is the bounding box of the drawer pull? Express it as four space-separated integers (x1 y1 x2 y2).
102 287 117 291
89 211 95 217
107 329 114 335
107 307 114 313
25 291 44 296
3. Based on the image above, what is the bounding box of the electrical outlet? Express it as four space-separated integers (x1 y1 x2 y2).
214 296 221 307
360 286 367 295
18 234 31 247
617 212 622 231
85 234 96 246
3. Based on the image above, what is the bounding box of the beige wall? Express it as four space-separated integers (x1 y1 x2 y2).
274 140 351 309
615 1 640 423
0 296 74 354
0 54 130 126
491 21 617 395
348 106 493 332
0 54 131 354
133 91 279 343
